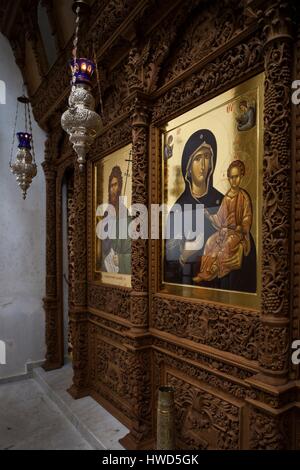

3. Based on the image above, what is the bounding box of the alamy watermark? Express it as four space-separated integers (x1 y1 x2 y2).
96 196 204 245
0 340 6 365
292 340 300 365
0 80 6 105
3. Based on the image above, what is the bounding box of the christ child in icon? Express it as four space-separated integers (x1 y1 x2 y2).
193 160 253 283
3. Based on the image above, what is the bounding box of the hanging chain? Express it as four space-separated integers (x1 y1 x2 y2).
93 40 104 119
9 100 19 167
24 99 28 132
72 6 81 90
27 102 36 164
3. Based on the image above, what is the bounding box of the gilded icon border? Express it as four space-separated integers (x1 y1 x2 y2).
92 143 132 288
159 73 264 310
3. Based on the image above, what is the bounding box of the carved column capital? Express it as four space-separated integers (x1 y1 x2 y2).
131 95 151 128
262 1 294 46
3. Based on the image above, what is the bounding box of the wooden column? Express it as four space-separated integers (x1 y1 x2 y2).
130 95 150 333
120 93 153 449
258 0 294 386
42 137 63 370
247 0 295 450
68 162 89 399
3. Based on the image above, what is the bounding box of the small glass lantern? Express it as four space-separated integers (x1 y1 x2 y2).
9 96 37 200
61 2 102 171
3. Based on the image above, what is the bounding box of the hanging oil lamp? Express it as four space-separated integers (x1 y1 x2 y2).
9 95 37 200
61 1 102 171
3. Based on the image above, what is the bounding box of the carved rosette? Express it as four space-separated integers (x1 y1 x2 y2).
259 0 294 385
130 97 150 331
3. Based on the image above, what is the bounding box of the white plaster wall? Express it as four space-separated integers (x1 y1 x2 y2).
0 33 46 378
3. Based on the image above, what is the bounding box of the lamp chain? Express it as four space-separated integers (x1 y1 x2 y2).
9 100 19 167
72 6 81 90
27 102 36 163
93 41 104 118
24 100 28 133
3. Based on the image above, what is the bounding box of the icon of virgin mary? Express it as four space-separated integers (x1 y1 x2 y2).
164 129 256 293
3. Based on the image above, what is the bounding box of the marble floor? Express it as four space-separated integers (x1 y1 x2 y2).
0 364 128 450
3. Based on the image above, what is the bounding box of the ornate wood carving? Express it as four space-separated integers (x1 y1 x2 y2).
68 163 89 398
89 118 132 160
259 0 294 385
292 26 300 382
88 320 152 444
168 374 241 449
152 295 259 360
152 337 256 381
130 96 150 331
159 0 247 87
88 284 131 320
249 406 290 450
152 34 264 124
153 350 256 405
3 0 300 451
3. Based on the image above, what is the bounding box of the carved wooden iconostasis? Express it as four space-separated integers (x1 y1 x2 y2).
1 0 300 450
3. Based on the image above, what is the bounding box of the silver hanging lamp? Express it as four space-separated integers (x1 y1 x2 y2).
9 94 37 200
61 0 102 171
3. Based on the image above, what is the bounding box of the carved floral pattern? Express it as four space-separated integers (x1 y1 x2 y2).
152 295 259 360
88 284 131 320
167 374 241 450
152 35 264 123
249 407 289 450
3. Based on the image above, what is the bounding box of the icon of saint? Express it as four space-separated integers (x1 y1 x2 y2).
101 166 131 274
236 100 256 131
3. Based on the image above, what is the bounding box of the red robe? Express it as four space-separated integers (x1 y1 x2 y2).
195 188 252 281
